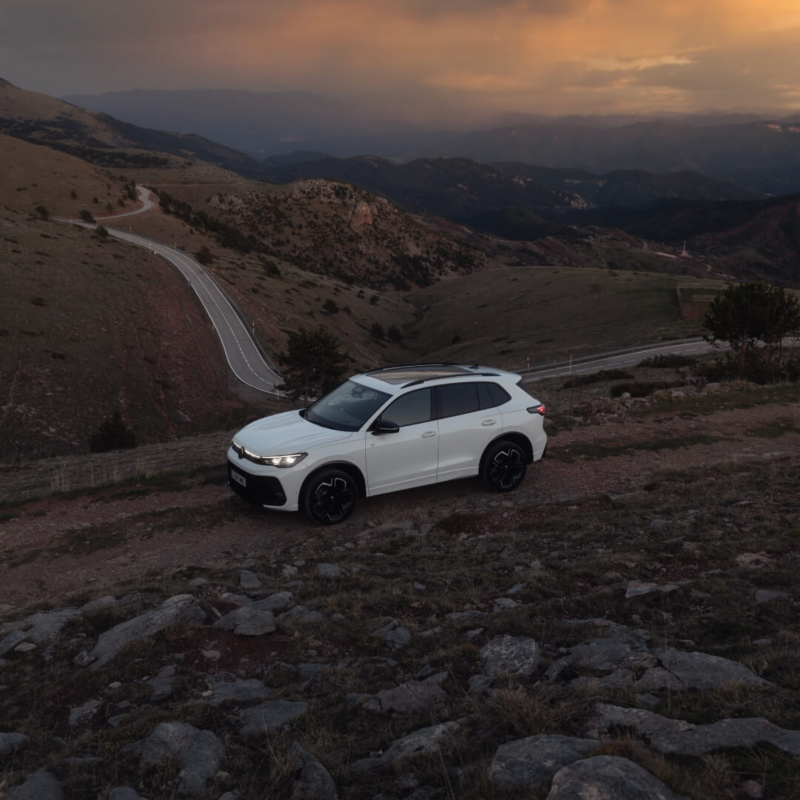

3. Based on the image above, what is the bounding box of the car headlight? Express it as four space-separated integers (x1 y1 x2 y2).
258 453 307 468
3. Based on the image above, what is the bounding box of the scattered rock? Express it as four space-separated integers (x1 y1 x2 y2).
490 734 596 789
625 581 679 599
351 720 463 773
238 700 308 736
107 714 128 728
446 610 488 621
250 592 294 612
237 569 262 589
385 627 411 650
480 636 540 677
146 664 177 701
212 607 276 636
493 598 518 612
755 589 788 604
468 675 493 695
0 731 29 758
13 642 36 653
371 620 399 638
753 638 773 647
0 607 80 656
330 613 345 623
597 704 800 756
279 606 322 624
68 698 102 727
78 595 206 671
209 678 272 706
9 769 64 800
652 646 770 690
122 721 225 797
546 755 688 799
741 779 764 799
362 674 447 714
288 741 339 799
315 563 345 579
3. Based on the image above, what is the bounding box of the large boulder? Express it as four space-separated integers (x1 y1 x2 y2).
0 731 29 758
0 608 81 655
209 678 272 706
288 741 339 799
350 720 463 773
238 700 308 736
597 705 800 757
652 647 771 690
480 636 540 677
490 734 597 789
362 674 447 714
546 756 688 799
212 606 276 636
122 721 224 797
78 595 206 671
9 769 64 800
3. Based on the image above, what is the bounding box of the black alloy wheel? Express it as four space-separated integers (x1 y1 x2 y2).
482 440 527 492
303 468 357 525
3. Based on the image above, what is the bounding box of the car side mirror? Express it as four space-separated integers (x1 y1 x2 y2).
372 419 400 435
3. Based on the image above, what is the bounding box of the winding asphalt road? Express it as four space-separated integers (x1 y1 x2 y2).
60 187 282 395
59 184 755 394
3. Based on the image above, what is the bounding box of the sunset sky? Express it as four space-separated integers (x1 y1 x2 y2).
4 0 800 120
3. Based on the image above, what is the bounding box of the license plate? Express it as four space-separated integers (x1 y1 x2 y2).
230 470 247 487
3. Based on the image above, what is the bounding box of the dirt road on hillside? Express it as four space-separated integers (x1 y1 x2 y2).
1 399 797 607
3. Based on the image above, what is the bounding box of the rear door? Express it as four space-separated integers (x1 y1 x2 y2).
365 388 439 494
435 382 502 482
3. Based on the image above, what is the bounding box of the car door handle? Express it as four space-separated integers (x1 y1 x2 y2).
421 431 437 438
481 420 497 426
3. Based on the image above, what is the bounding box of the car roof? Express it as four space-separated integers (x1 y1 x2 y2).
351 363 520 394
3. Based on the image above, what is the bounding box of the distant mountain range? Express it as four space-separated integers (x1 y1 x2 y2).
64 88 800 194
263 154 760 219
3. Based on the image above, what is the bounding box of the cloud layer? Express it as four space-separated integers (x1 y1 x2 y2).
3 0 800 118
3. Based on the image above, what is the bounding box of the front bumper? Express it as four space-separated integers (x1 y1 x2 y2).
227 459 287 507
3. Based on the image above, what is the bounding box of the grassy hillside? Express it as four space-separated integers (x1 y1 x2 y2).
0 206 270 462
407 266 720 368
0 134 138 218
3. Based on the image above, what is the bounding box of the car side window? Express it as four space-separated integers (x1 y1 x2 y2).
487 382 511 408
383 388 432 428
436 383 480 418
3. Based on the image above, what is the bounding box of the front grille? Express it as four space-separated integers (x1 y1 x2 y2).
227 460 287 507
231 441 263 465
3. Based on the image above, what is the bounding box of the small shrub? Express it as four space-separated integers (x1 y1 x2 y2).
452 335 461 344
371 323 385 340
95 225 109 239
92 196 99 205
30 297 47 306
195 246 214 265
35 205 49 221
638 354 697 369
562 369 633 389
322 299 339 314
70 190 78 200
370 294 379 305
387 325 403 343
610 380 683 398
89 409 137 453
79 209 95 223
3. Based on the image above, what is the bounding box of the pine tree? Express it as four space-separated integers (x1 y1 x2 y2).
278 327 348 404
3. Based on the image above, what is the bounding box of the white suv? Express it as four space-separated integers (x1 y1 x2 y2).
227 364 547 525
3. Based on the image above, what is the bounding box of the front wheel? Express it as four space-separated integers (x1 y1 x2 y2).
481 440 527 492
302 468 357 525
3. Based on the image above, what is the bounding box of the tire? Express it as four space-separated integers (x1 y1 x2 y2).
302 467 357 525
481 440 527 492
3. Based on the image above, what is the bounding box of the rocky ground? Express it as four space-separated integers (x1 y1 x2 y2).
0 380 799 799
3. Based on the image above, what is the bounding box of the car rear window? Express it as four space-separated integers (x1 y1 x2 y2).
437 383 480 418
383 389 432 427
478 382 511 409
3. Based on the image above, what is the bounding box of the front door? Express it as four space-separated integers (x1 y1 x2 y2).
365 388 439 494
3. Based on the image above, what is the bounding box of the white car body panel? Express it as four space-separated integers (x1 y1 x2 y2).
226 364 547 519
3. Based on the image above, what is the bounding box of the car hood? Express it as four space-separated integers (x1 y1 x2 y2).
233 410 355 454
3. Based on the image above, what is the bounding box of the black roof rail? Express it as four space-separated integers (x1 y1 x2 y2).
402 372 499 388
364 362 461 375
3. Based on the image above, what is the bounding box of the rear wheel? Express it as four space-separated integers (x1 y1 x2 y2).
302 468 357 525
481 440 527 492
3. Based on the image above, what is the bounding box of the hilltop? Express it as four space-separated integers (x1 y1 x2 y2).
0 78 265 178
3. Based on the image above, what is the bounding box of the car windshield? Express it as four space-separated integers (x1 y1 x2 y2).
305 380 390 431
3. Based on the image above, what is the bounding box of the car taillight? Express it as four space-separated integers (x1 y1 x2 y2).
527 404 546 415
